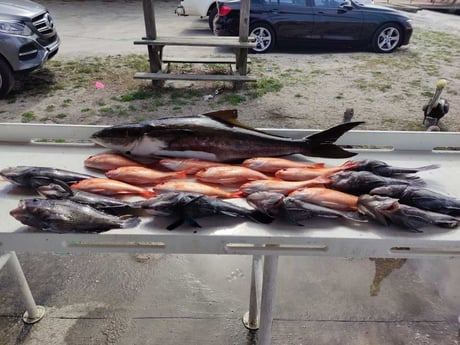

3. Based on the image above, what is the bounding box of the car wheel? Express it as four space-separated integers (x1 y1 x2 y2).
249 23 275 53
0 58 14 98
208 7 218 33
372 23 402 53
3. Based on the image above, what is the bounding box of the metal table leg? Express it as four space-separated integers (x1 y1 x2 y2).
2 252 45 324
258 254 279 345
243 255 263 330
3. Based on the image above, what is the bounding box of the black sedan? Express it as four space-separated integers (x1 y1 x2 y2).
214 0 413 53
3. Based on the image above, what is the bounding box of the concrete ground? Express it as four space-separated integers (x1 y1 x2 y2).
1 1 460 344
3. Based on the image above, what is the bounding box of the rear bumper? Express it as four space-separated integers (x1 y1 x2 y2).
214 17 239 36
401 26 413 46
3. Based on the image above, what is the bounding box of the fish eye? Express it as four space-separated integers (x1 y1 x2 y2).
125 151 131 155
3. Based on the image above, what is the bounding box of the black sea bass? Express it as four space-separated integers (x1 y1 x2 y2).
90 110 363 162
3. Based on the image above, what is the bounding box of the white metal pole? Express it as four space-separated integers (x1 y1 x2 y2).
6 252 45 324
243 255 263 329
258 254 279 345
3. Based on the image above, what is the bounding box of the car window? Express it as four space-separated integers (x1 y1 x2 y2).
314 0 342 6
264 0 307 6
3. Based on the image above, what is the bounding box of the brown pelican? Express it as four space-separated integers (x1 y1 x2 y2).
423 79 449 127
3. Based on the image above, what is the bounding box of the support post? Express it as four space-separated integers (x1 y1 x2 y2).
5 252 45 324
236 0 251 88
142 0 163 86
258 254 279 345
243 255 263 330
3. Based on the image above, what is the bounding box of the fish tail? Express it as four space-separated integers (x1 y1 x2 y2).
247 210 274 224
141 189 156 199
229 190 245 198
174 171 188 179
312 175 332 185
303 121 364 158
341 160 360 170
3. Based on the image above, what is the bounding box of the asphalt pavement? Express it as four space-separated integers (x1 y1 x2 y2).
1 1 460 345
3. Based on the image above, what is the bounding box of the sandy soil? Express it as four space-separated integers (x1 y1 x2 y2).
0 1 459 132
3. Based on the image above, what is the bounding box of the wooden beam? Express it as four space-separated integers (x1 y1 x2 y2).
237 0 251 78
142 0 162 86
134 72 257 82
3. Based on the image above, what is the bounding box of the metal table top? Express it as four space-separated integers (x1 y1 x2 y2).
1 123 460 258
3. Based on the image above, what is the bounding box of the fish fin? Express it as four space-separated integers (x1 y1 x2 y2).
30 176 55 189
174 171 188 179
341 160 360 170
49 178 75 196
304 122 364 158
247 210 274 224
186 217 202 228
229 190 245 198
343 211 368 223
120 216 141 228
415 164 441 172
166 217 185 230
202 109 289 137
309 163 326 169
312 175 332 185
141 189 156 199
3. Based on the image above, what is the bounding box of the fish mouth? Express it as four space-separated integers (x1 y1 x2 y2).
9 201 28 221
0 166 29 180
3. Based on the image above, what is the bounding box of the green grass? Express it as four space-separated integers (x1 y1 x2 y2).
21 112 35 123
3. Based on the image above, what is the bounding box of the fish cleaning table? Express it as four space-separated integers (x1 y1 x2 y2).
1 123 460 344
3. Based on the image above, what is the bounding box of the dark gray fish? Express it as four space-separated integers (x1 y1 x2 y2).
357 195 459 232
140 192 273 230
9 198 140 233
36 181 140 212
0 166 95 188
328 171 424 196
246 192 286 217
370 185 460 216
90 109 364 162
352 159 439 177
247 192 365 225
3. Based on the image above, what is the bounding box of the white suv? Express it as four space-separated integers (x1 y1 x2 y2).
175 0 219 31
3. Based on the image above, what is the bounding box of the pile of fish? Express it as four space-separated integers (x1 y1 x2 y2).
2 153 459 233
1 110 459 233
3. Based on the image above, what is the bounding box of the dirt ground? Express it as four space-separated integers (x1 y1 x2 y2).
0 1 459 132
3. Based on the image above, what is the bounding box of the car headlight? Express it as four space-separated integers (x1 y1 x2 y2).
0 21 33 36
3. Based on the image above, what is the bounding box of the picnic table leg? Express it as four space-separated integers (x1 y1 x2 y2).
4 252 45 324
258 254 279 345
243 255 263 330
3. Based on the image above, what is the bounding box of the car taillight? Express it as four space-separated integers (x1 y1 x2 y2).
219 5 232 16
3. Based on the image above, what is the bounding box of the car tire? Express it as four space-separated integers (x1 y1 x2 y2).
0 58 14 98
249 23 275 54
372 23 403 53
208 7 218 33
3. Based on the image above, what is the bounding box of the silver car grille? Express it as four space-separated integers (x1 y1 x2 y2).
32 12 55 35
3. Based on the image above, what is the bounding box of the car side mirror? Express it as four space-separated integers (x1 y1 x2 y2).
339 0 353 9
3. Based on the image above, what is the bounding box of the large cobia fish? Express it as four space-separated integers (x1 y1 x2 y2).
90 110 364 162
357 195 459 232
10 198 140 233
140 192 273 230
